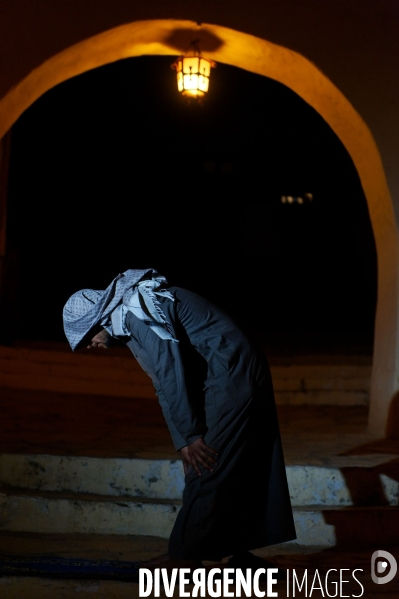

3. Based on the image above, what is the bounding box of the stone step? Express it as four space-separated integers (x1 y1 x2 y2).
1 454 398 507
0 455 185 501
1 486 398 547
0 346 371 404
0 487 179 539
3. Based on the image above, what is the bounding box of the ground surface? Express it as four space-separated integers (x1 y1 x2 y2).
0 533 398 598
1 356 399 597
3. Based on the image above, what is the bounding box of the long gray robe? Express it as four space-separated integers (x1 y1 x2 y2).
124 286 296 561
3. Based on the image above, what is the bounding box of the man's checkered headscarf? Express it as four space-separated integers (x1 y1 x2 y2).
63 268 175 351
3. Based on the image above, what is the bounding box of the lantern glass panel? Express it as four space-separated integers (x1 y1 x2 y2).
199 58 211 77
198 75 209 92
183 73 199 91
182 56 200 74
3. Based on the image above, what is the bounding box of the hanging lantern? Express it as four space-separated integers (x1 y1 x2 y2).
171 40 216 99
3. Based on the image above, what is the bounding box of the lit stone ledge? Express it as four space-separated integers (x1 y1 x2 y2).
0 347 371 404
0 492 179 538
0 455 185 500
1 455 398 506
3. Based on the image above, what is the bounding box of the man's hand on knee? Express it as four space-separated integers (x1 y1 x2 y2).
181 438 218 476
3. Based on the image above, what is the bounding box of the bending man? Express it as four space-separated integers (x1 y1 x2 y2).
63 268 296 572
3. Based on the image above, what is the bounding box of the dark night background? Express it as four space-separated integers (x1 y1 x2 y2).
6 55 377 354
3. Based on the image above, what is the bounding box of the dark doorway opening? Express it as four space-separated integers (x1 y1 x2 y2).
6 56 377 355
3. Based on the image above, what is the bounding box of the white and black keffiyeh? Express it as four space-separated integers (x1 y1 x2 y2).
63 269 177 351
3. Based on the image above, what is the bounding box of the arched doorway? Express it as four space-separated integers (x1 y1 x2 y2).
7 56 377 357
0 19 397 435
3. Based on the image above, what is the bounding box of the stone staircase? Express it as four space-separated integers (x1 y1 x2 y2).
1 451 399 549
1 343 397 552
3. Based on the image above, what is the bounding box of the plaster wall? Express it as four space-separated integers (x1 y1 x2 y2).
0 0 398 435
0 0 398 217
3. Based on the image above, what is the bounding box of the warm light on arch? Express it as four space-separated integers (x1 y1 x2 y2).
0 18 398 435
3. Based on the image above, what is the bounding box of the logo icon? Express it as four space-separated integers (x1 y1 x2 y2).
371 550 397 585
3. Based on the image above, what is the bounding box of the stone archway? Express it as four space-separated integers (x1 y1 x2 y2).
0 18 397 436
